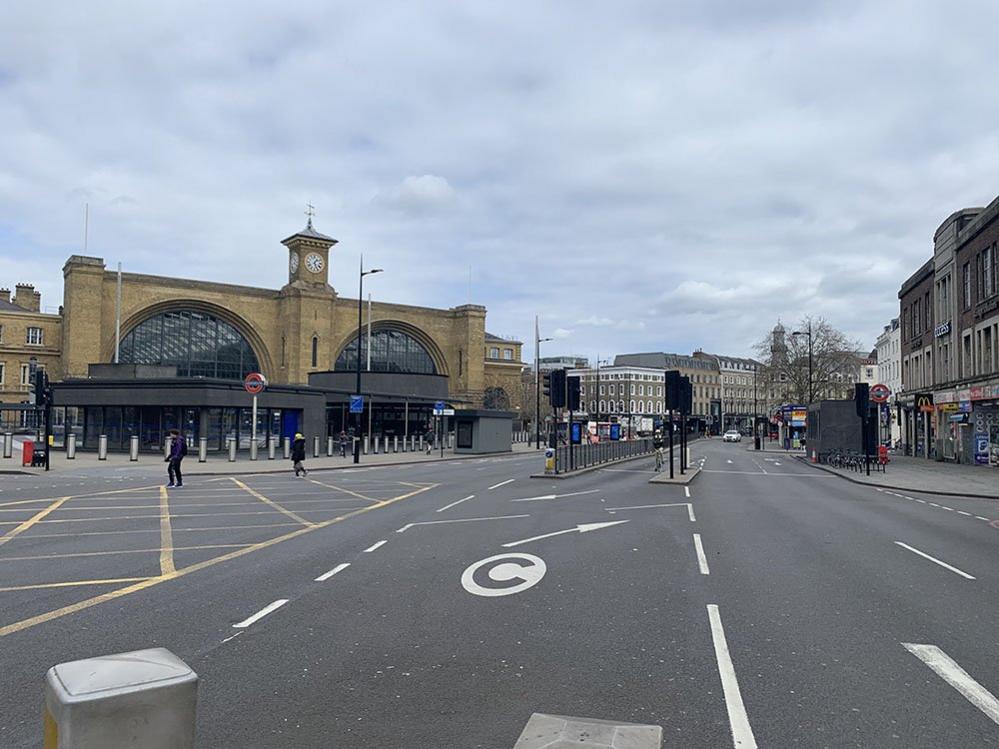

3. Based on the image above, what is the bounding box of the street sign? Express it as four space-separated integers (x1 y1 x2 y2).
243 372 267 394
434 408 455 416
434 400 446 412
609 423 621 441
350 395 364 414
870 383 891 403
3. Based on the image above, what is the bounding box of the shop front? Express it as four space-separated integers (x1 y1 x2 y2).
935 381 999 466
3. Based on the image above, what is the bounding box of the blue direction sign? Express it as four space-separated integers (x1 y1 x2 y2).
350 395 364 414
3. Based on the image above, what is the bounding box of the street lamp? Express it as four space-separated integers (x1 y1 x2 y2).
791 322 814 405
354 257 383 464
534 329 554 449
594 356 610 429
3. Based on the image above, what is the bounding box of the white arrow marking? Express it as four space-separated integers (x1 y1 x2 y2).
510 489 599 503
395 514 530 533
501 520 629 548
904 643 999 726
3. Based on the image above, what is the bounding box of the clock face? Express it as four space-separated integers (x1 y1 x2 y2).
289 252 299 274
305 253 325 274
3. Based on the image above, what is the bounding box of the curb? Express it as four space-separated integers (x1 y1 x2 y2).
649 466 701 485
794 456 999 500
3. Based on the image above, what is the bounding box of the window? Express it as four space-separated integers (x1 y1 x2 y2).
630 384 635 395
964 263 972 310
311 336 318 368
924 292 930 330
985 244 997 298
630 400 636 412
637 401 644 413
337 328 438 375
647 400 653 412
20 363 31 385
599 384 605 396
0 361 4 384
0 324 3 343
26 327 43 345
503 348 513 360
489 347 499 359
912 299 920 338
599 400 606 413
638 384 644 396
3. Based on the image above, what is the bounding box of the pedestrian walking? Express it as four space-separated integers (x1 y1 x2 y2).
291 432 308 476
166 429 187 488
339 430 349 458
425 424 435 454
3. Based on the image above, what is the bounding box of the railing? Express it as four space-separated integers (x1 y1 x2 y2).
553 437 655 473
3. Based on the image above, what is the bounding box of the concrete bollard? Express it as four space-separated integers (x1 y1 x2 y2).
130 435 139 462
198 436 208 463
44 647 198 749
98 435 108 461
66 433 77 459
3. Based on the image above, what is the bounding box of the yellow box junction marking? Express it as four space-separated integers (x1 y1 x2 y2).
0 496 71 548
229 478 316 527
159 486 176 575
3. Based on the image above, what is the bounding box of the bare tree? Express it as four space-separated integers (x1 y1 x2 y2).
754 317 863 408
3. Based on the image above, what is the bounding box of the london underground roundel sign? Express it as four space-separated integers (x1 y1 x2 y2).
244 372 267 395
870 383 891 403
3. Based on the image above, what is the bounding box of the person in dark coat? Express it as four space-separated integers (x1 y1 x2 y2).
291 432 308 476
166 429 187 488
338 430 349 458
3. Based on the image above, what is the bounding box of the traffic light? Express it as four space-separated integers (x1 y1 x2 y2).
550 368 567 408
567 375 581 411
33 369 50 407
681 377 693 414
665 370 682 411
542 371 552 402
855 382 870 418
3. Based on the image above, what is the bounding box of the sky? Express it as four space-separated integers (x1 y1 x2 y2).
2 1 999 363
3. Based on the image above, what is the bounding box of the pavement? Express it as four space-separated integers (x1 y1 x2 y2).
3 440 999 746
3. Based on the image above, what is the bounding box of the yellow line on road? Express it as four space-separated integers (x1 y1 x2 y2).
306 478 381 503
0 485 430 638
0 577 153 593
0 485 162 509
0 543 252 563
159 486 176 575
376 483 440 505
229 478 316 527
0 496 71 547
20 523 301 541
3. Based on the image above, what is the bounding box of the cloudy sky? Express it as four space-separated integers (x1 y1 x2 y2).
2 1 998 362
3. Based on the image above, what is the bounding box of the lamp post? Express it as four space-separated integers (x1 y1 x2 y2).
354 257 383 464
534 327 553 449
792 321 814 405
594 357 610 433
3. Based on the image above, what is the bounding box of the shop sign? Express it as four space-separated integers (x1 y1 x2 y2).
937 402 958 412
935 390 956 404
790 409 807 426
959 401 972 413
975 435 990 465
916 393 934 413
934 321 951 337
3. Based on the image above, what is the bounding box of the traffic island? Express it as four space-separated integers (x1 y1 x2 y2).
648 466 701 484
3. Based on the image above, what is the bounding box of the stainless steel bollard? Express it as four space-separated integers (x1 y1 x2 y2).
419 435 424 451
2 431 11 458
313 435 320 458
282 437 290 459
394 435 399 453
267 436 275 460
228 437 237 462
198 436 208 463
327 436 334 457
66 433 77 459
250 439 258 461
163 436 171 460
98 435 108 461
129 435 139 462
363 436 369 454
44 647 197 749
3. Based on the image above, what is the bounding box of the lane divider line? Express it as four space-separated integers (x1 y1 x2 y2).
693 534 710 575
233 599 288 629
488 478 516 491
315 563 350 582
363 540 387 553
903 643 999 726
396 515 530 533
707 604 758 748
684 486 691 498
894 541 976 580
436 495 475 513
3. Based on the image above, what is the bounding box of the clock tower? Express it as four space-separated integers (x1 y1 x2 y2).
281 211 337 289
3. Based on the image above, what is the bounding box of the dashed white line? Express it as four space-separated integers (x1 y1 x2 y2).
976 516 990 522
315 563 350 582
488 478 515 490
688 503 697 522
916 499 927 504
684 486 691 498
957 511 972 517
436 495 475 512
363 540 387 553
233 599 289 628
894 541 975 580
395 514 531 533
903 643 999 726
942 506 955 512
707 604 757 748
693 534 710 575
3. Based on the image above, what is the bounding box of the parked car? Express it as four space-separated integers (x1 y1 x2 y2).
723 429 742 442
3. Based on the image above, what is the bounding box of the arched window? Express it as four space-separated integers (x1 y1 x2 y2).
647 400 653 413
630 400 636 413
618 400 625 412
483 386 510 410
311 336 318 368
118 309 260 381
599 400 605 413
335 328 437 374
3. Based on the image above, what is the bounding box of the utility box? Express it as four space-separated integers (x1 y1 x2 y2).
452 409 515 454
44 647 198 749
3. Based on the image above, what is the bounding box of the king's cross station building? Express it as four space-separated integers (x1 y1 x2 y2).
0 217 525 452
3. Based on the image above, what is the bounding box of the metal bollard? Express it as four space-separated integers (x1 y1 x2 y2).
198 436 208 463
363 436 369 454
268 436 276 460
66 433 77 459
228 438 237 462
250 439 258 461
327 436 334 457
313 435 320 458
394 435 399 453
44 647 197 749
282 437 290 459
373 436 379 455
129 435 139 462
2 431 11 459
98 435 108 461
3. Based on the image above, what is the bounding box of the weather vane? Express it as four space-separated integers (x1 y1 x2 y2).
305 202 316 228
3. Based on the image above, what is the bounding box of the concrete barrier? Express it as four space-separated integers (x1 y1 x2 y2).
44 647 198 749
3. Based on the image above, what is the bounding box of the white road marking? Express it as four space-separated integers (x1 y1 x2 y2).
894 541 975 580
436 494 475 512
684 486 690 498
976 516 990 522
958 511 972 516
688 504 697 522
488 478 515 490
903 643 999 726
726 459 734 464
942 506 955 512
693 534 710 575
220 631 244 644
707 604 757 748
363 540 387 552
395 514 530 533
511 489 599 503
501 521 629 548
315 563 350 582
916 499 927 503
233 599 289 628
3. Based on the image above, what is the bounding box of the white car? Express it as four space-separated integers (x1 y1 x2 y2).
722 430 742 442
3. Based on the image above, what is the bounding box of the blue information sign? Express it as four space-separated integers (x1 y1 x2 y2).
570 422 582 445
434 400 446 413
609 423 621 441
350 395 364 414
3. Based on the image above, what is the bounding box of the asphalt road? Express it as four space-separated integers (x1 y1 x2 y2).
2 441 999 747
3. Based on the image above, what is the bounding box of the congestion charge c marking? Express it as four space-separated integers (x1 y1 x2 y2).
460 553 547 597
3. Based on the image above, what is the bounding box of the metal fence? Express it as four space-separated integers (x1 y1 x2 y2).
553 437 655 473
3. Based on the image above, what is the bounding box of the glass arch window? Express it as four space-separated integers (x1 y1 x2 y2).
335 328 437 375
118 310 260 381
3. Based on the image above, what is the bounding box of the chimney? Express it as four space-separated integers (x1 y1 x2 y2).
0 288 9 304
14 283 40 312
